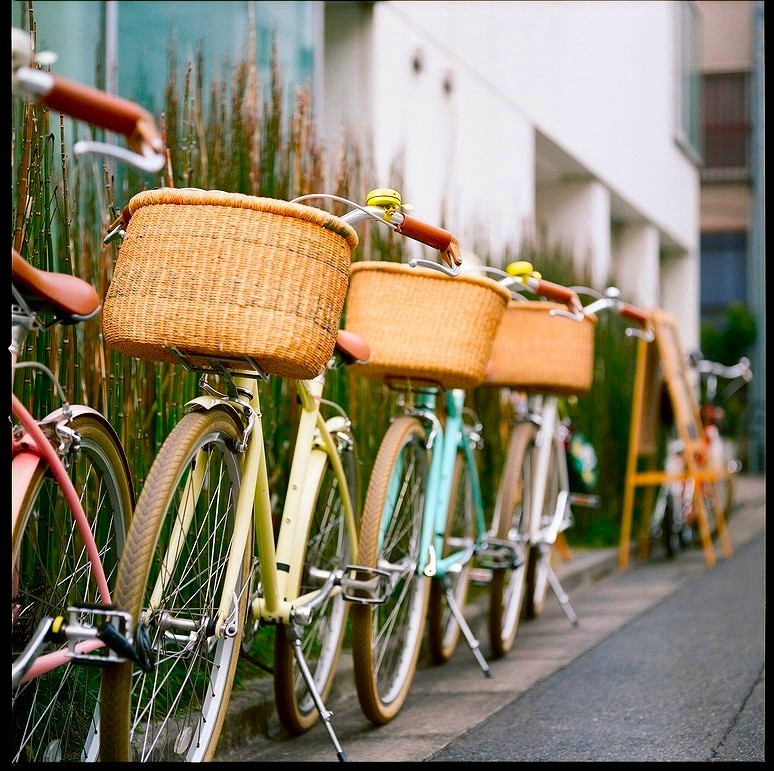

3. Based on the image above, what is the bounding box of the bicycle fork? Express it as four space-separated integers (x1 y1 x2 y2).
529 396 579 627
424 390 493 678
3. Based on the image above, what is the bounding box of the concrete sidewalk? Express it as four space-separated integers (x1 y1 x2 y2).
215 473 766 759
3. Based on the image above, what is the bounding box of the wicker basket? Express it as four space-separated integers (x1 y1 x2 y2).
344 262 510 390
485 300 597 394
102 188 358 380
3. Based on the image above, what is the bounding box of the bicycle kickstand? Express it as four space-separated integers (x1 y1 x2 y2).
442 575 493 678
287 622 348 762
544 563 580 627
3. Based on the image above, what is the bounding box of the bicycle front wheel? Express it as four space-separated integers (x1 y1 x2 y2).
99 407 249 762
12 414 133 763
274 443 357 734
352 416 430 725
488 422 533 658
428 450 475 664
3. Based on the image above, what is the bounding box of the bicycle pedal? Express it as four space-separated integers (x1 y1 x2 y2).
64 605 136 666
476 539 523 570
569 492 600 508
339 565 392 605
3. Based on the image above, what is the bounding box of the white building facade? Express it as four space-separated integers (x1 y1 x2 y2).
323 1 703 349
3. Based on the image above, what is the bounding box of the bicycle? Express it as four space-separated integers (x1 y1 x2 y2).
95 186 463 762
483 270 653 629
648 352 752 558
11 27 165 763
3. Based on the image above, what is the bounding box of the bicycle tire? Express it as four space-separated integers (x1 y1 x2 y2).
274 443 357 734
99 407 250 762
351 415 430 725
706 432 736 525
662 492 682 559
428 450 475 664
706 474 734 537
12 414 133 763
524 432 562 619
488 422 533 658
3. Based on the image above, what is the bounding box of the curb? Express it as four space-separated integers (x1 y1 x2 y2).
216 543 623 755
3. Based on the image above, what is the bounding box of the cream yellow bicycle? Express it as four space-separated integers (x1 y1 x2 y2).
97 187 460 762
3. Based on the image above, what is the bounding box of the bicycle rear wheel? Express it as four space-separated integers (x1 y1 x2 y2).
12 414 133 763
661 491 686 558
525 434 563 619
428 450 475 664
488 422 533 658
352 415 430 725
274 443 357 734
99 407 249 762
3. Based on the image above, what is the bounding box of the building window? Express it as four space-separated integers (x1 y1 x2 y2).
674 0 702 162
14 1 319 114
114 1 318 116
699 231 747 327
701 72 752 182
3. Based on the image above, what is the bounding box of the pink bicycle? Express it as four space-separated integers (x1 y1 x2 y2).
11 27 164 762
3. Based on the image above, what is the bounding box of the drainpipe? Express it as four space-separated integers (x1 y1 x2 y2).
746 0 765 473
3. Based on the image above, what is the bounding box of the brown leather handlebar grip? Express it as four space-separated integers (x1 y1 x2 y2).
106 205 132 234
534 279 580 309
396 215 453 252
43 76 162 150
619 303 650 325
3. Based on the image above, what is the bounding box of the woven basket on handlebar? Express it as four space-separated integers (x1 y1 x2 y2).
484 300 597 394
102 188 358 379
344 261 510 390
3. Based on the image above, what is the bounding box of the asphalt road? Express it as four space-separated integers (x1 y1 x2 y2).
215 475 765 764
430 535 765 762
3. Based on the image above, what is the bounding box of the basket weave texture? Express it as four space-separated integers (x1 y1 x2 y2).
485 300 597 394
102 188 358 379
344 262 510 390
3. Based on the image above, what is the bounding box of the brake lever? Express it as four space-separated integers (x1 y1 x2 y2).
73 140 166 173
549 307 585 322
408 258 461 277
625 326 655 342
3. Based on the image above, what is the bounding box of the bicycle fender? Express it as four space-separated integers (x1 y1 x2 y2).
186 395 246 426
36 405 135 506
14 404 120 448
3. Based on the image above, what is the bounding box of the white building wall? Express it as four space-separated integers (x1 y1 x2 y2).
368 2 536 256
535 180 612 287
613 223 661 309
323 0 701 337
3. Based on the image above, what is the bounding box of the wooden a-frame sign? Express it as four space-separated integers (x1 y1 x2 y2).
618 308 733 569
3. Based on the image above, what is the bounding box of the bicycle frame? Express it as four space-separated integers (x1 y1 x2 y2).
522 393 572 547
12 378 113 684
145 370 359 636
410 388 487 580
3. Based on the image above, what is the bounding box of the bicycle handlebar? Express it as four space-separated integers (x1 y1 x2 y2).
527 278 582 309
694 355 752 383
291 190 462 276
12 28 165 172
618 302 650 326
395 215 461 270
